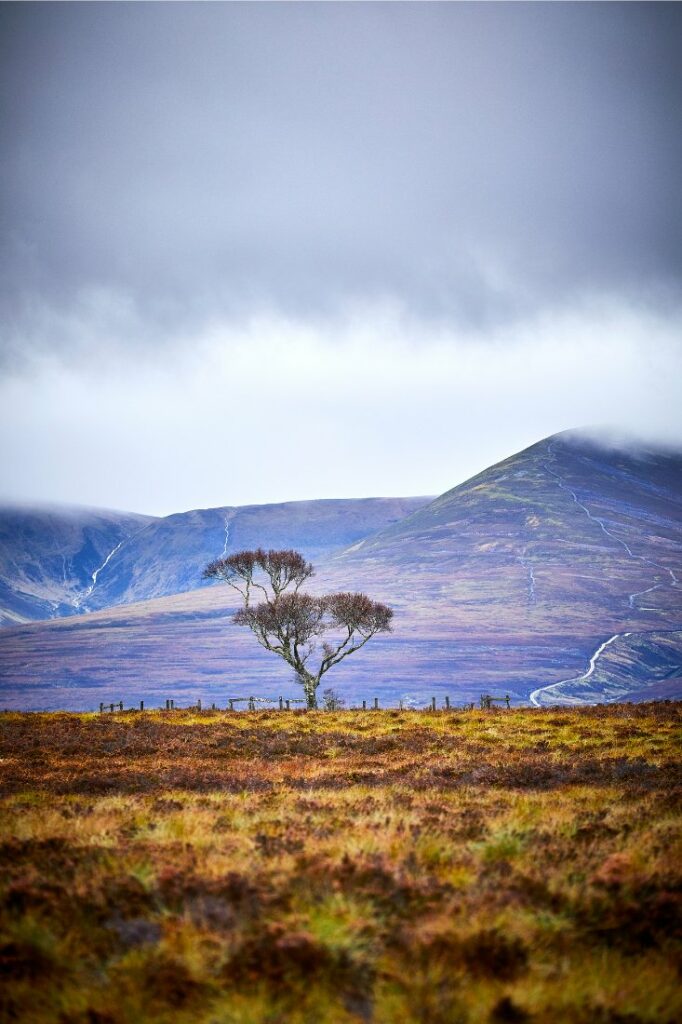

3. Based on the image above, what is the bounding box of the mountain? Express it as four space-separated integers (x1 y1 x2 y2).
0 505 155 626
0 497 431 626
324 429 682 630
1 431 680 710
315 429 682 704
82 497 432 611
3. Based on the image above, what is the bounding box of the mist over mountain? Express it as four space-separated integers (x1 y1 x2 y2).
0 430 680 710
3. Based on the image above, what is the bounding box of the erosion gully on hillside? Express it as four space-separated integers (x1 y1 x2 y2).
0 703 680 1024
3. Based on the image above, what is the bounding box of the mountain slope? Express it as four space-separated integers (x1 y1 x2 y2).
1 431 680 709
316 429 682 702
0 506 155 626
324 430 682 631
529 629 682 705
0 497 431 626
84 496 432 611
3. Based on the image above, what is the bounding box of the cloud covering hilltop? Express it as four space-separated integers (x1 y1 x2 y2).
1 4 681 512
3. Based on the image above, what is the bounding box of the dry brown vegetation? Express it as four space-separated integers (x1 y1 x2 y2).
0 703 680 1023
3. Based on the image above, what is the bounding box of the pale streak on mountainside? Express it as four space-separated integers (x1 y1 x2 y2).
529 631 632 707
76 539 125 609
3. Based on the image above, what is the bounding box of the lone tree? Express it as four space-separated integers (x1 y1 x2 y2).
203 548 393 709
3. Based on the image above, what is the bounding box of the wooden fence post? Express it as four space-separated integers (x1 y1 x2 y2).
197 699 202 711
140 700 144 711
279 696 283 710
374 697 379 710
431 697 436 711
119 701 123 712
286 700 290 710
228 699 234 711
445 695 450 709
99 702 104 713
362 700 366 710
110 703 114 713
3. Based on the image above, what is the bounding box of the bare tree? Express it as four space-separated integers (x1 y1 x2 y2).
203 548 393 709
322 687 346 711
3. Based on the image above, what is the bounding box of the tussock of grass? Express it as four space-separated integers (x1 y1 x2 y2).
0 703 680 1022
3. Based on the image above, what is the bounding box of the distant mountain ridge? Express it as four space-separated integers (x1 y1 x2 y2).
0 430 680 709
0 496 431 626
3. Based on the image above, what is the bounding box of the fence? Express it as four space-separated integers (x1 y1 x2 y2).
97 693 512 713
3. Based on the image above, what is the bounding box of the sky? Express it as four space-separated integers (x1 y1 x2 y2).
1 2 681 516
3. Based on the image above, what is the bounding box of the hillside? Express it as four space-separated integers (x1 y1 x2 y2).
0 497 430 625
326 430 682 627
1 431 681 709
83 497 431 612
0 505 155 626
316 430 682 704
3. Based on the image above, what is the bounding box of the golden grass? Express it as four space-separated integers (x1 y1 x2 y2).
0 703 680 1023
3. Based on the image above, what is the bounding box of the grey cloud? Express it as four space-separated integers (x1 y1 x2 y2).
1 1 681 363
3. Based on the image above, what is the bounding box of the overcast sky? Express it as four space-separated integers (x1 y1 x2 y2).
1 2 681 515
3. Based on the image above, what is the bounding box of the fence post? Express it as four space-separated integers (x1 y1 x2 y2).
212 702 216 710
362 700 366 710
110 703 114 713
140 700 144 712
431 697 436 712
248 696 255 711
119 701 123 712
197 699 201 712
99 702 104 713
445 695 450 710
374 697 379 710
505 694 510 709
170 699 174 710
165 699 169 710
228 699 234 711
286 700 290 710
279 696 283 711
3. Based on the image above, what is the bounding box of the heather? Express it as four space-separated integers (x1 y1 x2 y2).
0 703 680 1023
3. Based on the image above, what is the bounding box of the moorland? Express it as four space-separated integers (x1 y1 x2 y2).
1 702 680 1023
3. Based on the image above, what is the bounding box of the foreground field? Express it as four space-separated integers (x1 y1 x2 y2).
0 704 680 1024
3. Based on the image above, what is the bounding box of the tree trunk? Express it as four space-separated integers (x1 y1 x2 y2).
298 672 318 709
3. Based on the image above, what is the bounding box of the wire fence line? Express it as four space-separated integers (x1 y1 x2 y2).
95 693 512 714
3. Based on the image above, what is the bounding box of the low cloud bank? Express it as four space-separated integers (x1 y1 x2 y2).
1 300 680 516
